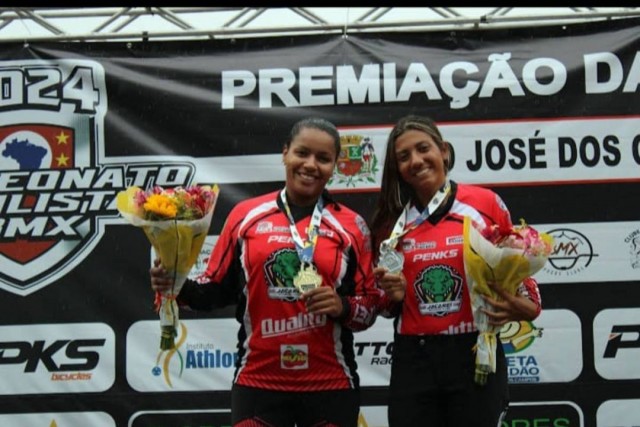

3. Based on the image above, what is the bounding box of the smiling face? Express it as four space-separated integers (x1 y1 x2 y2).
395 129 449 206
282 127 337 207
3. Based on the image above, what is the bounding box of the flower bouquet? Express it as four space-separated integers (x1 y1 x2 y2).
462 216 552 385
116 184 220 350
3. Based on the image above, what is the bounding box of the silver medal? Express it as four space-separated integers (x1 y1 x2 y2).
379 249 404 274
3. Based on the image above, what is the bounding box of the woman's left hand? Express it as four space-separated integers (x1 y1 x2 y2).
301 286 343 318
373 266 406 302
481 281 539 326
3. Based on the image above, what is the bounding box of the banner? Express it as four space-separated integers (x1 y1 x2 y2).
0 17 638 426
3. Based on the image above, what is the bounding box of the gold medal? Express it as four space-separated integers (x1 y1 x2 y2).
293 263 323 293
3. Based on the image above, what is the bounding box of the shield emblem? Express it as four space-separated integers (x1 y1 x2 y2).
337 135 363 177
0 124 92 294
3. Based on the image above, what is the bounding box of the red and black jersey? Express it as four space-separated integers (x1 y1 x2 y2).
389 181 542 336
178 190 381 391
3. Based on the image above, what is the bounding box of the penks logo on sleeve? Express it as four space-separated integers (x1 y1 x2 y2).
0 59 194 296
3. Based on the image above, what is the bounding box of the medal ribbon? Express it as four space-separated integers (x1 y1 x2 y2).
280 188 324 265
380 179 451 253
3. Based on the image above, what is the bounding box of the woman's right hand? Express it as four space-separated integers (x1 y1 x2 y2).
373 266 406 302
150 258 174 292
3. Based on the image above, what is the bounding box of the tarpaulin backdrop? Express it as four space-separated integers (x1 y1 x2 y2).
0 16 639 427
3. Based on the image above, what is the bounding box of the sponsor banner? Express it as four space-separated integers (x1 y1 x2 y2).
357 401 585 427
597 399 640 427
147 115 640 189
533 221 640 284
503 309 582 383
359 406 387 427
129 407 383 427
327 117 640 191
0 17 637 426
0 323 115 395
354 316 394 386
593 308 640 380
182 222 638 287
0 411 116 426
126 318 238 391
129 409 231 427
505 401 584 427
356 309 581 386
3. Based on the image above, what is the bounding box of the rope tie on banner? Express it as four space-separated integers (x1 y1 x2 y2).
342 8 349 39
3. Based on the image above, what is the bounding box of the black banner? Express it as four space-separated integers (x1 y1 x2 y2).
0 16 639 427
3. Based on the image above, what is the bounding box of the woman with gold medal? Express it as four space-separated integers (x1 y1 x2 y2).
150 117 382 427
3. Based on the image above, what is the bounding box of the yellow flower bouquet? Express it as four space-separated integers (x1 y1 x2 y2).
116 184 220 350
463 216 552 385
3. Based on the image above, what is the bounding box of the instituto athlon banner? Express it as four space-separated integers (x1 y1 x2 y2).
0 16 638 427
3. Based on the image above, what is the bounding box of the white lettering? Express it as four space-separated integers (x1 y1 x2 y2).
584 52 623 94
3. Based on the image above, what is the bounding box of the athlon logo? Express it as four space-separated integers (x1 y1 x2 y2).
542 228 598 277
0 59 195 296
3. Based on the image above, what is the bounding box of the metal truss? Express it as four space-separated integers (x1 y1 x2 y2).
0 7 639 43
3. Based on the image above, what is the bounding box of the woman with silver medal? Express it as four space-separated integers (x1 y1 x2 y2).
370 115 543 427
150 117 381 427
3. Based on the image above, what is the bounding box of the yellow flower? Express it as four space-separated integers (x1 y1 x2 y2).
144 194 178 219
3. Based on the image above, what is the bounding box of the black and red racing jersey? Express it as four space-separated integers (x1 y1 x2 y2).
385 181 542 336
178 190 382 391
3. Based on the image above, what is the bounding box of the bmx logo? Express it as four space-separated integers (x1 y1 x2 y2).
542 228 598 277
625 228 640 269
0 59 107 296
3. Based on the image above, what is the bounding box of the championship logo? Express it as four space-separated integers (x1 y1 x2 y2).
0 60 108 296
331 134 378 188
0 59 195 296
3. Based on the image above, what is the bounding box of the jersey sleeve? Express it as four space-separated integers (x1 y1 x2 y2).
339 213 385 332
517 276 542 319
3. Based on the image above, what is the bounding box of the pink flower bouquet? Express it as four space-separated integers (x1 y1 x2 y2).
116 184 220 350
463 216 553 385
